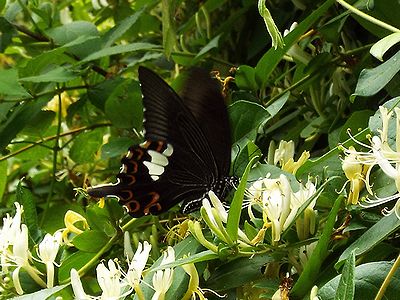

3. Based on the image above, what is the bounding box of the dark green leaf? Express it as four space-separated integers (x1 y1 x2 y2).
229 100 269 144
352 50 400 100
235 65 258 91
16 182 40 240
336 213 400 269
319 261 400 300
19 66 78 83
101 137 135 159
335 250 355 300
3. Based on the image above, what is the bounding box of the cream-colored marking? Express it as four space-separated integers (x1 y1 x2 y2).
120 165 127 173
143 161 164 176
151 175 159 181
163 143 174 157
148 150 169 166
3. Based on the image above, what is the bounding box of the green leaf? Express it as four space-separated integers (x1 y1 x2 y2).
335 250 355 300
291 195 343 298
0 69 31 100
72 230 109 253
101 137 135 159
0 161 6 202
46 21 99 45
0 96 48 153
336 213 400 269
194 34 221 60
16 182 40 240
352 49 400 100
81 42 160 62
58 251 97 283
103 8 144 47
10 285 69 300
255 0 335 87
69 129 105 164
0 16 16 52
319 261 400 300
206 253 276 290
235 65 258 91
226 156 258 241
229 100 269 144
19 66 78 83
104 79 143 129
161 0 176 59
21 110 56 136
370 32 400 61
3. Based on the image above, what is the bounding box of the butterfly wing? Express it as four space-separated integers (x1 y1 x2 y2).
88 67 231 217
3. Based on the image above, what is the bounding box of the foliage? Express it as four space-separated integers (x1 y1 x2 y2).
0 0 400 299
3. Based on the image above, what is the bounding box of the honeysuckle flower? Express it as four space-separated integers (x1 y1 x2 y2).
182 263 206 300
298 242 317 268
70 268 91 300
125 241 152 297
152 247 175 300
341 106 400 219
271 140 310 175
0 202 24 272
200 191 251 247
247 174 292 244
11 224 46 294
37 232 63 288
62 210 89 245
341 146 370 204
96 259 127 299
283 22 312 65
285 178 318 240
124 231 134 260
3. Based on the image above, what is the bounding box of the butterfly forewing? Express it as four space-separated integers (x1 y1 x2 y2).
87 67 232 217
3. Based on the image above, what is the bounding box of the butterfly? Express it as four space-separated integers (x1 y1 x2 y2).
87 66 235 217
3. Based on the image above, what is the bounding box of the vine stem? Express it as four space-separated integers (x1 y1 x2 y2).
0 123 111 162
40 85 63 226
336 0 400 33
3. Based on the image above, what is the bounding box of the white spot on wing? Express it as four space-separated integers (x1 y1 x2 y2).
148 150 169 166
143 161 164 176
163 143 174 157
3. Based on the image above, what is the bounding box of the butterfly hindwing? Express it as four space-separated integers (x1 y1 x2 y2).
88 67 232 217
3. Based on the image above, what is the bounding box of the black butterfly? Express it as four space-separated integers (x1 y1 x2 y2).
88 67 235 217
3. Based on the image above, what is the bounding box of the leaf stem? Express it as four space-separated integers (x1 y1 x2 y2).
336 0 400 33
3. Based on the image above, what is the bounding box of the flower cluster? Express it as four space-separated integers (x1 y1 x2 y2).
341 106 400 219
0 203 62 295
247 175 317 244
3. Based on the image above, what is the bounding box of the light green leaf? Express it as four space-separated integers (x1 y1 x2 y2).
10 285 69 300
161 0 176 59
0 69 31 100
69 129 105 164
58 251 97 283
19 66 78 83
370 32 400 61
194 34 221 59
46 21 99 45
72 230 109 253
81 42 160 62
257 0 284 49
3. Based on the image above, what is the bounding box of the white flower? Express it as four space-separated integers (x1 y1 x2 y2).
341 106 400 219
96 260 126 299
70 269 91 300
151 247 175 300
125 241 152 288
248 174 292 243
11 224 45 294
37 232 62 288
